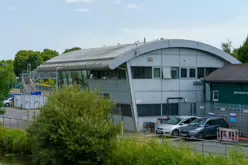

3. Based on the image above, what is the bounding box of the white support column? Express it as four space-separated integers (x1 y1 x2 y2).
126 61 139 132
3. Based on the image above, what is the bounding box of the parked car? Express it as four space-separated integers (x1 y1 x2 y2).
155 116 198 137
180 117 229 139
3 97 13 107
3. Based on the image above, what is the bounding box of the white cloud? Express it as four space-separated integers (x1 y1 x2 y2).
7 6 15 12
64 0 96 3
127 3 138 9
115 0 121 4
76 8 89 12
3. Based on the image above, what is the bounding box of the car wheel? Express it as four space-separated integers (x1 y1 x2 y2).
172 130 179 137
198 132 204 139
5 103 9 107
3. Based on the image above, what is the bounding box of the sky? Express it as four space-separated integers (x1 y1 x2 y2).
1 0 248 60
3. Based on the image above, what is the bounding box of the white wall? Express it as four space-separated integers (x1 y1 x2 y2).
14 95 47 109
129 48 225 106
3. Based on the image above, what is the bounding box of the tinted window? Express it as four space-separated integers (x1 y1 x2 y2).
206 120 214 126
182 118 192 124
197 68 205 79
189 118 207 126
131 67 152 79
189 68 196 78
171 67 179 79
137 104 161 116
162 103 179 116
181 68 187 78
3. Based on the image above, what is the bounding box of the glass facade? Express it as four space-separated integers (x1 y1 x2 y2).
57 69 125 88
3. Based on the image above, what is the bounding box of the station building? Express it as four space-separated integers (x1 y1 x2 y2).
36 39 240 132
205 64 248 137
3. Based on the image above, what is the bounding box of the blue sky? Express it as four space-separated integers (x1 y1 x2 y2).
1 0 248 59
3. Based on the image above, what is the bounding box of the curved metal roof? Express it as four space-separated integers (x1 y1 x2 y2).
37 39 240 71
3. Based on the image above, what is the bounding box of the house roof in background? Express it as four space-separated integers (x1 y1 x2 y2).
205 64 248 83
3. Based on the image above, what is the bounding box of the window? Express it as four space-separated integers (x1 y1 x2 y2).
113 104 132 117
153 68 161 78
162 103 179 116
131 67 152 79
197 68 205 79
162 67 171 79
213 90 219 101
180 68 187 78
171 67 179 79
206 68 218 76
205 120 214 126
189 68 196 78
137 104 161 116
181 118 192 125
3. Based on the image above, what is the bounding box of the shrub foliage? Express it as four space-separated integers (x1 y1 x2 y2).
28 86 120 165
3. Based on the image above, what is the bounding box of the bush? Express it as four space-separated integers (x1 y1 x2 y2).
0 127 31 154
108 137 248 165
28 86 121 165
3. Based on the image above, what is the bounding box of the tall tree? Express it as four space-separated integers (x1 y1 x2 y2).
236 43 248 63
14 50 43 76
41 49 59 62
221 39 233 54
0 68 12 106
0 60 16 89
62 47 81 54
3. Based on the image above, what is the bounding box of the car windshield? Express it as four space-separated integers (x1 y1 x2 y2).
189 118 207 127
164 117 182 125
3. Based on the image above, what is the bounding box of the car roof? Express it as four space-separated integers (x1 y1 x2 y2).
170 116 198 119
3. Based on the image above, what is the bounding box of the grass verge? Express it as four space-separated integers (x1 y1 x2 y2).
108 137 248 165
0 127 32 154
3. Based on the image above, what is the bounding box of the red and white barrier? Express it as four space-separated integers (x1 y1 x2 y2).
217 128 239 143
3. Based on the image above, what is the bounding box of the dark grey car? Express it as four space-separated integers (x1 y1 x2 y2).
180 117 229 139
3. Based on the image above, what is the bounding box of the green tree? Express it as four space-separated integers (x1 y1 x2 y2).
0 60 16 89
0 68 12 107
28 86 120 165
236 42 248 63
221 39 233 54
41 49 59 62
14 50 43 76
62 47 81 54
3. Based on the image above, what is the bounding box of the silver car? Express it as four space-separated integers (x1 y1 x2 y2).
155 116 198 137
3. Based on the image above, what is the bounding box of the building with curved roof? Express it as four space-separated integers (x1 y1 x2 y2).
37 39 240 132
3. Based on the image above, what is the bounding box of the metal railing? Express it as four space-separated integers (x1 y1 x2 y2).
121 134 248 158
0 116 34 129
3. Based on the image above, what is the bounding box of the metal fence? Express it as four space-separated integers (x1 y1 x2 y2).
121 135 248 158
0 116 34 129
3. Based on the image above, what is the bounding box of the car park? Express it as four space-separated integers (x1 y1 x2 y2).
180 117 229 139
155 116 198 137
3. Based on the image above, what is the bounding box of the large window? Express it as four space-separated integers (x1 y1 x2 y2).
162 103 179 116
171 67 179 79
131 67 152 79
197 67 218 79
180 68 187 78
137 103 179 117
189 68 196 78
113 104 132 117
197 68 205 79
137 104 161 116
